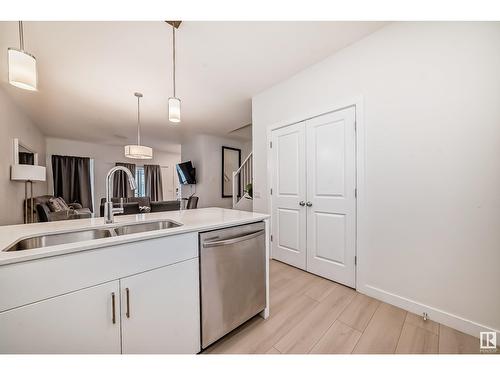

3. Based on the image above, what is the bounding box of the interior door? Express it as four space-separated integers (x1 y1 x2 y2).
271 122 307 269
0 281 121 354
161 165 174 200
120 258 200 354
305 107 356 287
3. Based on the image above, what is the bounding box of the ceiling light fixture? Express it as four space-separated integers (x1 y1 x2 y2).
125 92 153 159
166 21 182 123
8 21 37 91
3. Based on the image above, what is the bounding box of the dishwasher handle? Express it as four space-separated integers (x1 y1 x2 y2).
202 229 265 248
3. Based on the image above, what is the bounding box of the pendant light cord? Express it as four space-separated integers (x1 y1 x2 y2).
137 94 141 146
18 21 24 51
172 25 176 98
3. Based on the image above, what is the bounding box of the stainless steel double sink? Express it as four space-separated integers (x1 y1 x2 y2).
4 220 182 252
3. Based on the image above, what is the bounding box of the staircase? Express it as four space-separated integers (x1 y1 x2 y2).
232 151 253 210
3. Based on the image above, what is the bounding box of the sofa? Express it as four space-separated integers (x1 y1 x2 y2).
31 195 92 222
99 197 181 217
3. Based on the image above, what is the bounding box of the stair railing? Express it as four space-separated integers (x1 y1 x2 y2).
232 151 253 208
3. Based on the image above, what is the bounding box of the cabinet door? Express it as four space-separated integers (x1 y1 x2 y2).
270 122 307 269
305 107 357 287
0 281 121 354
120 258 200 354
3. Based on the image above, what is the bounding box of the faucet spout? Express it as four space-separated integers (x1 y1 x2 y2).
128 177 137 191
104 166 137 224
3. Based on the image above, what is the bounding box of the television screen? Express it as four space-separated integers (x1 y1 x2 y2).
176 161 196 185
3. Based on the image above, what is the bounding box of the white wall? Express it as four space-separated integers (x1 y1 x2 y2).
0 88 47 225
181 134 250 209
242 139 252 162
252 22 500 335
46 137 181 214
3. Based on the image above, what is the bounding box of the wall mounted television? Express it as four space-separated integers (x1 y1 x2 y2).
176 161 196 185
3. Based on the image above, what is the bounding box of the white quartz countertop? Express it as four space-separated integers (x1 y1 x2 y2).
0 208 269 266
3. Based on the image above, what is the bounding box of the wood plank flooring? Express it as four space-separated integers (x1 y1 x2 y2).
203 260 487 355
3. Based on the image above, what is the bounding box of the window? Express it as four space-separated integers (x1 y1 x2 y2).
135 166 146 197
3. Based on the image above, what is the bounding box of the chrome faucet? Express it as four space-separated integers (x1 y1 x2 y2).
104 166 137 224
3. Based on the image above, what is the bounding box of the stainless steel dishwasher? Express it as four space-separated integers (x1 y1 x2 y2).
199 222 266 349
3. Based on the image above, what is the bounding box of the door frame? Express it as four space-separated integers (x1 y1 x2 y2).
266 96 365 289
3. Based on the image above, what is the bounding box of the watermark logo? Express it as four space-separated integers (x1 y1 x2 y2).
480 331 497 353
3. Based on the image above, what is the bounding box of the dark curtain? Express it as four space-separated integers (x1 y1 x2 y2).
19 152 34 165
113 162 136 198
51 155 93 212
144 164 163 201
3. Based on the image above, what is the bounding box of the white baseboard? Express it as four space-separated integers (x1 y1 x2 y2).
358 284 499 339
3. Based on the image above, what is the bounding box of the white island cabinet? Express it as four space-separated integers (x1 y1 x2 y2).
0 233 200 354
120 258 200 354
0 281 122 354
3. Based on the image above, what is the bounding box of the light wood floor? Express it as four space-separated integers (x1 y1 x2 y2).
203 260 486 354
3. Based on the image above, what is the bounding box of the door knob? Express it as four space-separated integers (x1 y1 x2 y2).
299 201 305 206
306 201 313 207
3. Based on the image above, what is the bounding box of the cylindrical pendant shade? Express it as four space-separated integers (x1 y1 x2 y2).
8 48 37 91
124 145 153 159
168 97 181 123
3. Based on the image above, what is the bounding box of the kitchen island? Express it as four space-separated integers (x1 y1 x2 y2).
0 208 270 354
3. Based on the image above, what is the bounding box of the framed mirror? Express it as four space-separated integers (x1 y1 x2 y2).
13 138 38 165
222 146 241 198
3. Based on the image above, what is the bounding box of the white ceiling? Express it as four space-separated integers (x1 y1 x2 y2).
0 21 386 153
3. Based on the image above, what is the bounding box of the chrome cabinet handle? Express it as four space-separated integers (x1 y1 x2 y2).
306 201 313 207
111 292 116 324
203 230 265 248
126 288 130 318
299 201 305 206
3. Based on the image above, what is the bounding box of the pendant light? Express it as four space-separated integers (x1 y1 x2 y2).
8 21 37 91
167 21 181 123
125 92 153 159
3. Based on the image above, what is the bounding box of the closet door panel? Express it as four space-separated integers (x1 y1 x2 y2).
306 107 356 287
271 122 307 269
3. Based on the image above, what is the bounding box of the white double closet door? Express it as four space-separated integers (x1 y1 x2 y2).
271 107 356 287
